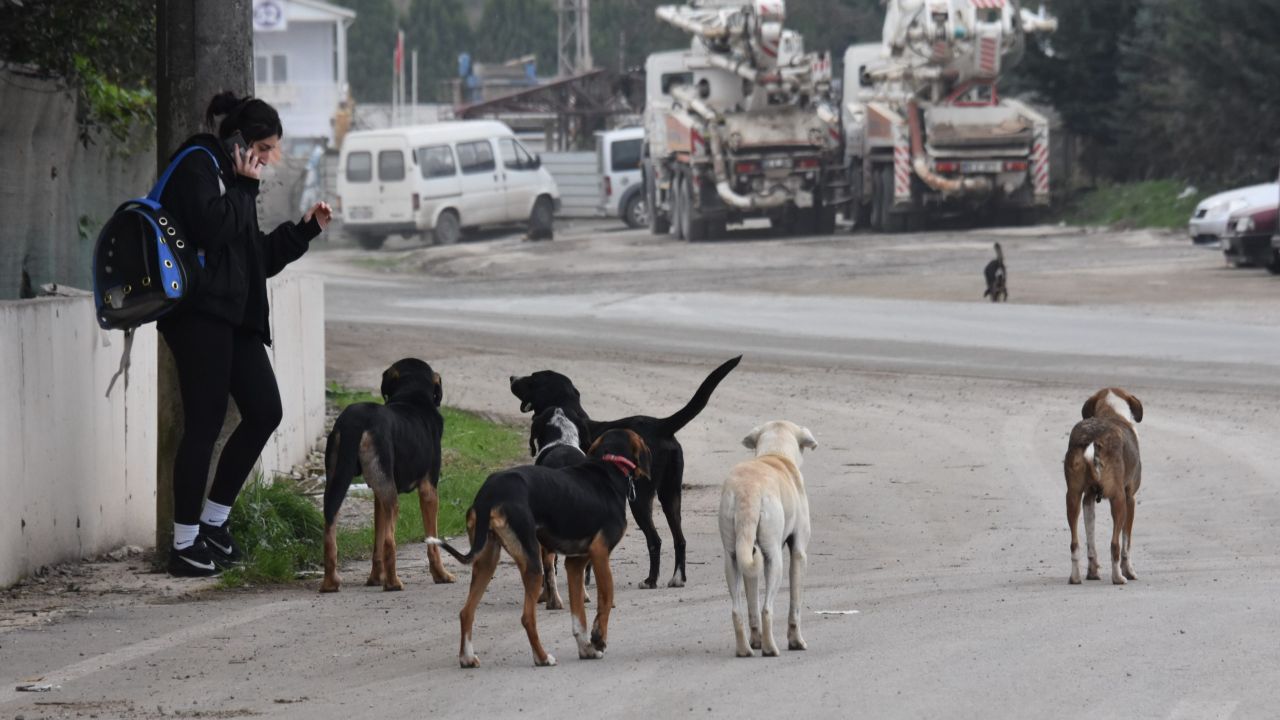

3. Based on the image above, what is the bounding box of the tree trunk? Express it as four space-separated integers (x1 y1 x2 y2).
154 0 253 557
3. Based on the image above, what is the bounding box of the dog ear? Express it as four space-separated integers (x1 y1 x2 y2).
433 373 443 407
742 425 763 450
1081 393 1098 420
1122 391 1143 423
798 427 818 451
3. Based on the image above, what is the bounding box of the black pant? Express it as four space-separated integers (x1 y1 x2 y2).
162 313 283 526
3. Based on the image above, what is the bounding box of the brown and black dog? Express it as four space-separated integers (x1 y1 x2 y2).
319 359 455 593
429 429 651 668
1063 388 1144 585
509 355 741 589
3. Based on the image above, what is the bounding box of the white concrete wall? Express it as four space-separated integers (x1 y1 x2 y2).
255 21 341 141
0 275 325 587
0 297 158 587
260 274 326 478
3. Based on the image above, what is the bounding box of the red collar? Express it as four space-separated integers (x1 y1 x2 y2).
601 454 637 476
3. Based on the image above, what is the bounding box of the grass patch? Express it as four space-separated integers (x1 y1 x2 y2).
1060 180 1206 230
218 382 525 587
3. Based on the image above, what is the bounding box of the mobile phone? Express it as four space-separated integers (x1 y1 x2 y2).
222 131 247 161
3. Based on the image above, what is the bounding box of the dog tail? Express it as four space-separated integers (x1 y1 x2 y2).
735 494 763 579
323 426 362 526
657 355 743 436
426 506 487 565
1082 442 1105 503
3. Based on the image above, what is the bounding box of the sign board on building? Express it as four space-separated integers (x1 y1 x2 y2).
253 0 288 32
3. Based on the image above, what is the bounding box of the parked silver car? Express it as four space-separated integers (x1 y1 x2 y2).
1188 181 1278 246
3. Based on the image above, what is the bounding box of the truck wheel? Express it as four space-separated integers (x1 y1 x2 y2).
1266 250 1280 275
433 210 461 245
705 216 727 240
645 164 669 235
880 166 908 233
681 174 706 242
672 175 686 240
528 196 554 240
356 233 387 250
816 205 838 235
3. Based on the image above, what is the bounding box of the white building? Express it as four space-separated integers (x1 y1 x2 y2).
252 0 355 146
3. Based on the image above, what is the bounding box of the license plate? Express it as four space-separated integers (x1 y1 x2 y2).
960 161 1003 173
764 156 791 170
348 206 373 220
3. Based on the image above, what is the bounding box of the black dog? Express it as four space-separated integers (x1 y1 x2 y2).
320 358 455 593
430 429 651 668
510 355 742 589
529 406 589 609
984 241 1008 302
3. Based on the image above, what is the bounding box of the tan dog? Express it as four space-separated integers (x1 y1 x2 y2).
719 421 818 657
1063 388 1144 585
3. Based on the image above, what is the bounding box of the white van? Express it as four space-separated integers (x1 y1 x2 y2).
337 121 561 249
596 127 647 228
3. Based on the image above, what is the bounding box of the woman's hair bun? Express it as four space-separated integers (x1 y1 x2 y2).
205 91 247 130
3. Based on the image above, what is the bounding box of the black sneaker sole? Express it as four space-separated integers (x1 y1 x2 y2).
168 556 221 578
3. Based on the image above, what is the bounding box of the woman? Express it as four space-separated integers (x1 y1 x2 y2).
159 91 332 576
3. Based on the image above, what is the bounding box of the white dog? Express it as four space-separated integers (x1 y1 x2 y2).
718 420 818 657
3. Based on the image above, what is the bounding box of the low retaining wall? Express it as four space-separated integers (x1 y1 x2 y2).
0 274 325 587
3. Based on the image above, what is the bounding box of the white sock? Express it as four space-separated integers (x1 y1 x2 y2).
174 523 199 550
200 500 233 528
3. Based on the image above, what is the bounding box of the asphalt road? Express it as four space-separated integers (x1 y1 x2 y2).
3 220 1278 720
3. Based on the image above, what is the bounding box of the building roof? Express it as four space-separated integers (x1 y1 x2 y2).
285 0 356 22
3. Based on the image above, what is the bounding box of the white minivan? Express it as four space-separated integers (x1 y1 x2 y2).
337 121 561 249
596 127 647 228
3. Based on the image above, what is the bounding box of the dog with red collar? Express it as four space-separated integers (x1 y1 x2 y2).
429 429 651 668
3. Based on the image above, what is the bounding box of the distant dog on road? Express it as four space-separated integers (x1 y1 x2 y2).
1063 388 1144 585
719 420 818 657
984 242 1008 302
319 359 455 593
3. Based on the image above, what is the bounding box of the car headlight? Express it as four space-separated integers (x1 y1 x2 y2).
1238 217 1256 233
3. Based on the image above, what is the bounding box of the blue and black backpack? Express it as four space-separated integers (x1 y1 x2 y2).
92 146 218 394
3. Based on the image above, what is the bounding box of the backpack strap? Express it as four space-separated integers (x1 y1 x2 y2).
146 146 220 204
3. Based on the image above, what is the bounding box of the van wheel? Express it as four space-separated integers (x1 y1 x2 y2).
356 234 386 250
1266 250 1280 275
433 210 461 245
623 193 648 229
529 196 554 240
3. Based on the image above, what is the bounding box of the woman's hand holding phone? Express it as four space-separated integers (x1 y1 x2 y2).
232 146 263 180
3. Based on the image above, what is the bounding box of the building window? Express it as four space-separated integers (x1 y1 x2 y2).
255 54 288 84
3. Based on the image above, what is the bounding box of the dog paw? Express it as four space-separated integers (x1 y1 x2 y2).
383 577 404 591
750 637 762 651
546 598 564 611
459 656 480 669
535 653 557 667
788 638 807 651
736 647 754 658
762 645 780 657
1068 575 1082 585
578 647 603 660
590 632 607 653
432 570 457 584
1085 572 1101 581
638 579 658 590
1112 574 1127 586
319 579 341 593
667 576 685 588
365 576 381 586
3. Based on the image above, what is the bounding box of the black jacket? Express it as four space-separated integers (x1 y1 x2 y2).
156 133 321 345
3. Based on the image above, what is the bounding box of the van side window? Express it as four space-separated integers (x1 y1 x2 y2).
500 138 536 170
346 151 372 182
458 140 495 174
611 138 642 172
419 145 456 179
378 150 405 181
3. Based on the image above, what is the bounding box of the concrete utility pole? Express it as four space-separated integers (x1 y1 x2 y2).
153 0 254 555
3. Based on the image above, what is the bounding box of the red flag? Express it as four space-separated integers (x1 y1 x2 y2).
394 30 404 75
